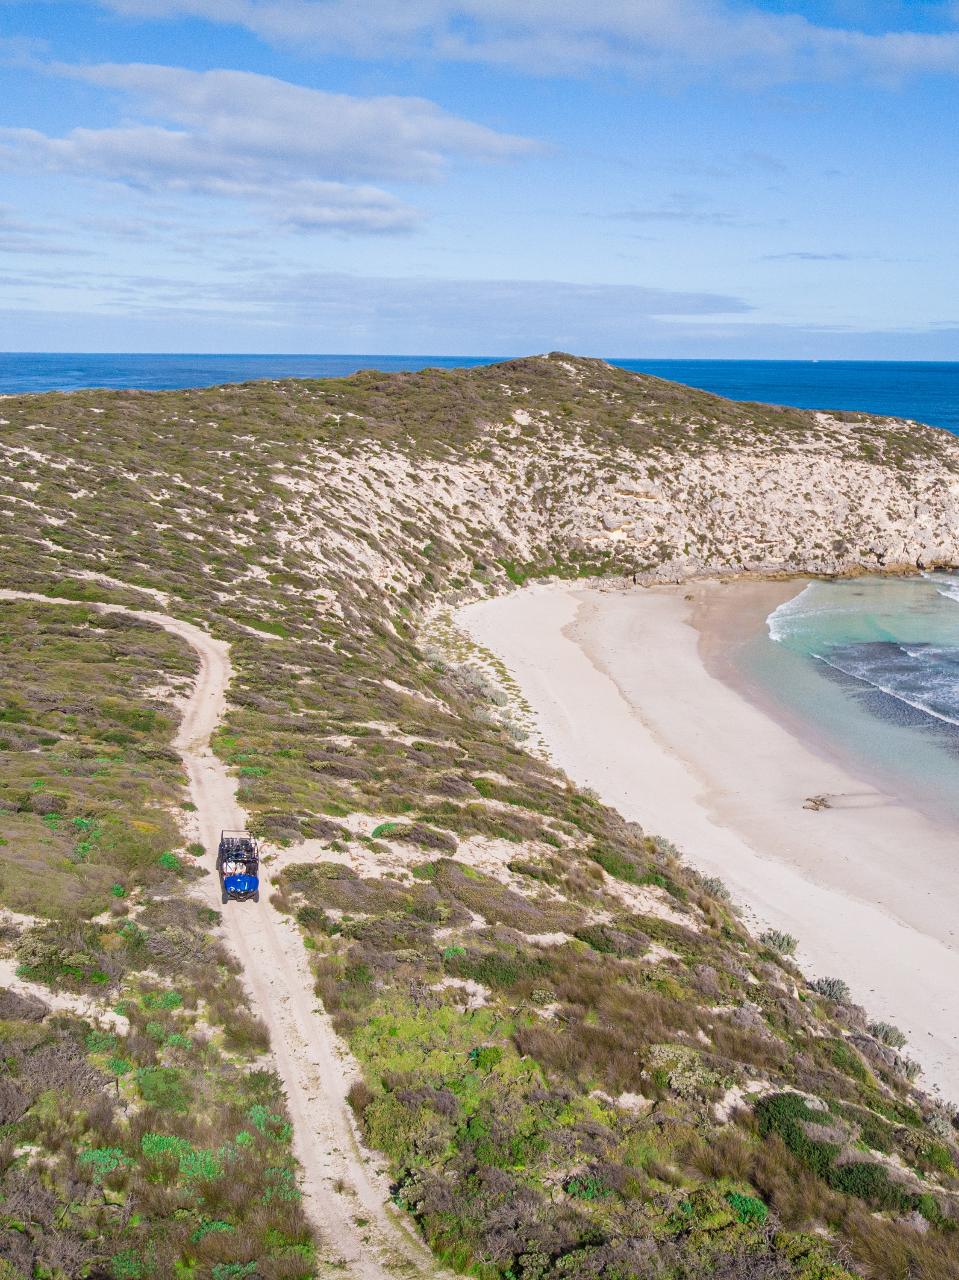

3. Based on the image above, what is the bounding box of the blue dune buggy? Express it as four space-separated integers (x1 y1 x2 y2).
217 830 260 904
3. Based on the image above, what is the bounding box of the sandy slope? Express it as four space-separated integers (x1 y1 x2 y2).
459 582 959 1101
0 591 442 1279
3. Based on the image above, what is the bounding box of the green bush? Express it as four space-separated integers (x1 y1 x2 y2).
756 1093 917 1213
869 1020 907 1049
829 1161 912 1212
565 1173 611 1201
141 1132 222 1180
468 1045 503 1072
110 1251 145 1279
143 989 182 1010
588 844 640 882
811 976 851 1003
136 1066 191 1111
760 928 798 956
78 1146 130 1181
726 1191 768 1225
756 1094 838 1179
828 1038 870 1083
451 949 550 991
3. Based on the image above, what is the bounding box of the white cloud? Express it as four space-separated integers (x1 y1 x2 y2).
89 0 959 82
58 63 534 179
608 190 756 227
0 205 86 255
761 250 871 261
0 63 537 234
0 266 754 352
8 266 959 358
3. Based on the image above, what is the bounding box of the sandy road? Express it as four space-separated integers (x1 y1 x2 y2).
0 590 442 1279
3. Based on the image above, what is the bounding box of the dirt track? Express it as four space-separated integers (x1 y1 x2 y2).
0 591 442 1279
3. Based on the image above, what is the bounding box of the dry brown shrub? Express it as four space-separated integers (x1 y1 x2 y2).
0 988 48 1021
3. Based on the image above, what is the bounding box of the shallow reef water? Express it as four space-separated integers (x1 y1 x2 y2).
760 573 959 824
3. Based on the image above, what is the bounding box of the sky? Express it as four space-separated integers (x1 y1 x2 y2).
1 0 958 355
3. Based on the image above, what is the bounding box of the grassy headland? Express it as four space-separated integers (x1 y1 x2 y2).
2 354 959 1278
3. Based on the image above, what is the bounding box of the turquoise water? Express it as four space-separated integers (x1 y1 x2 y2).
2 355 959 434
755 575 959 824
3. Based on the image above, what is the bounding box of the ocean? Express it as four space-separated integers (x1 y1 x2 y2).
2 354 959 434
756 575 959 826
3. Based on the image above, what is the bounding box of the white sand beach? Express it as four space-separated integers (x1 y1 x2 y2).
459 580 959 1100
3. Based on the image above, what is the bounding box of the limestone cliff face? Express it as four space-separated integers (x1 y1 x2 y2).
581 439 959 579
290 377 959 595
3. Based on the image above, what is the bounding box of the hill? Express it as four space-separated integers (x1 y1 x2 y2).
1 353 959 1279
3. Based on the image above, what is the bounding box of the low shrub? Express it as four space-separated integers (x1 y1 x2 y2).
574 924 648 957
371 822 401 839
869 1020 907 1049
700 875 730 901
468 1045 503 1072
726 1191 768 1225
760 928 798 957
565 1172 611 1201
136 1066 191 1112
756 1093 918 1214
811 976 851 1003
828 1039 870 1083
926 1106 957 1141
829 1160 913 1212
587 844 641 882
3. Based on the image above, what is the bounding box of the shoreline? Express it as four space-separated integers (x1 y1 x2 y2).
692 577 959 833
459 579 959 1100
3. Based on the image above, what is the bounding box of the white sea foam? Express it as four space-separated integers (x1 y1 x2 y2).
769 575 959 734
765 587 864 638
766 583 816 643
812 648 959 729
902 643 959 663
920 569 959 609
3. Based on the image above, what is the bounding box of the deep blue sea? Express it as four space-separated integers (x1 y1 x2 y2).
1 353 959 434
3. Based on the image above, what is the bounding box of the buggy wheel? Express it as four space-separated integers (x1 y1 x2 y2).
253 889 260 903
221 888 229 905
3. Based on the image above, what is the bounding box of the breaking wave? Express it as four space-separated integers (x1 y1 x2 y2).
811 642 959 730
768 575 959 732
766 584 817 643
